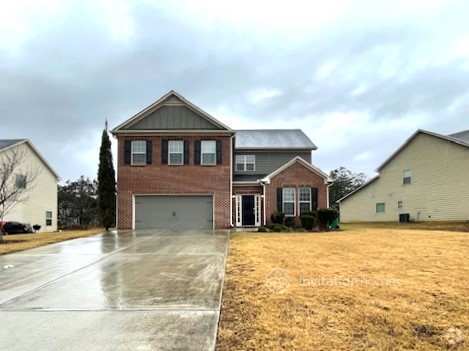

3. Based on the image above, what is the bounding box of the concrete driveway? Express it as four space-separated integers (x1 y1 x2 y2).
0 230 229 351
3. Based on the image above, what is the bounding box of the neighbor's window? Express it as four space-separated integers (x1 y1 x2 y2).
398 200 403 209
298 187 311 215
235 155 256 171
282 187 296 216
131 140 147 165
16 174 27 189
168 140 184 165
46 211 53 226
376 202 385 213
403 169 412 185
201 140 216 165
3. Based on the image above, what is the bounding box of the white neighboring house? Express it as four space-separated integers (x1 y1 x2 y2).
0 139 59 232
338 129 469 223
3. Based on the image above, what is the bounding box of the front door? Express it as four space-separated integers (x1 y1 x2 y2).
242 195 255 226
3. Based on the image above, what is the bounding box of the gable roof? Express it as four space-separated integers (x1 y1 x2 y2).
112 90 233 134
450 129 469 143
235 129 317 150
0 139 59 180
0 139 27 151
377 129 469 172
261 156 330 183
338 128 469 203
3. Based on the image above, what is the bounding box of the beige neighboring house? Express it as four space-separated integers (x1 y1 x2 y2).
0 139 59 231
338 129 469 223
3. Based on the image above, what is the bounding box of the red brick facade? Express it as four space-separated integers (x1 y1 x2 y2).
231 163 329 227
264 162 328 225
116 133 232 229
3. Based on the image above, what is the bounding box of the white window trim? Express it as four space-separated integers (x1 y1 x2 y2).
376 202 386 213
201 140 216 165
235 195 242 227
403 169 412 185
282 187 296 217
168 140 184 166
298 187 312 215
235 155 256 171
131 140 147 166
45 210 53 226
254 195 261 226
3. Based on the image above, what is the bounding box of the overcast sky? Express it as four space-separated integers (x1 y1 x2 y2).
1 0 468 182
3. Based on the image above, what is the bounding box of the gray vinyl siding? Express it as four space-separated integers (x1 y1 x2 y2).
127 105 221 130
234 151 312 175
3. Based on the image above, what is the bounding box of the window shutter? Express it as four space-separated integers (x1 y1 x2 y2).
216 140 222 164
161 139 168 164
277 188 283 212
311 187 318 210
194 140 201 165
124 140 131 165
184 140 189 165
146 140 152 164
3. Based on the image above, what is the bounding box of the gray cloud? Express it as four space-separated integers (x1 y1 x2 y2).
1 0 468 181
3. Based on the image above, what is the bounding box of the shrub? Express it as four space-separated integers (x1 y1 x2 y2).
271 224 290 232
32 224 41 232
284 217 295 227
300 213 317 230
318 208 339 230
257 226 270 232
271 211 285 224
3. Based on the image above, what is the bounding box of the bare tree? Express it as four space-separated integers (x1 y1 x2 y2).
0 146 40 241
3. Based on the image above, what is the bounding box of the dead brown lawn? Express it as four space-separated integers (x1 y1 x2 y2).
217 226 469 350
0 228 104 255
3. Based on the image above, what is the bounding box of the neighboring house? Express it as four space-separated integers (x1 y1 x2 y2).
338 129 469 223
0 139 59 231
112 90 330 230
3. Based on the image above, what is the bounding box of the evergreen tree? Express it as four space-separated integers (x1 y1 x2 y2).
97 128 116 230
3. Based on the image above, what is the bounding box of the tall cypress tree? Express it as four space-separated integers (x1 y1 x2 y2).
97 128 116 230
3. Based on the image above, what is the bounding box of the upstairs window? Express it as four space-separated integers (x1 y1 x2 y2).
201 140 216 165
282 187 296 216
46 211 53 226
16 174 27 189
235 155 256 171
376 202 385 213
298 187 311 215
131 140 147 165
168 140 184 165
403 169 412 185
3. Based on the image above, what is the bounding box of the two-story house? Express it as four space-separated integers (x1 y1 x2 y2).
112 91 330 230
0 139 59 232
338 129 469 222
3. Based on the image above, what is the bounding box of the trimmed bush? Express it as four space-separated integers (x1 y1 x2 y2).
284 217 295 227
271 211 285 224
257 226 270 232
300 211 317 230
318 208 339 230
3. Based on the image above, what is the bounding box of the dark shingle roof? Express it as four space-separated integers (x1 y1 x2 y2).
449 130 469 144
235 129 317 150
0 139 27 151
